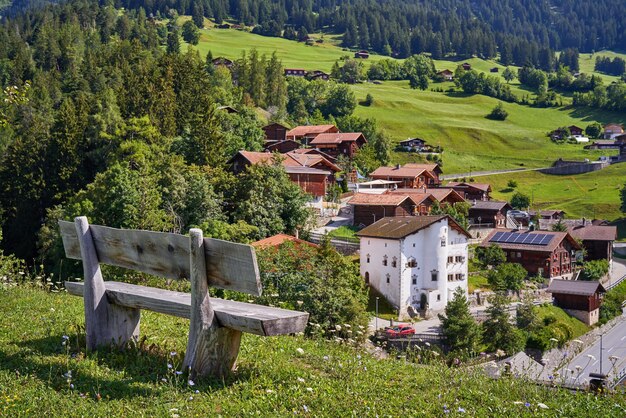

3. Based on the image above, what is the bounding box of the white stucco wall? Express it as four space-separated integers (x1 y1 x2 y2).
360 218 468 318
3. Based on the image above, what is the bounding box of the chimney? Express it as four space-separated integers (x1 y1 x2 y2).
582 217 586 227
395 164 401 170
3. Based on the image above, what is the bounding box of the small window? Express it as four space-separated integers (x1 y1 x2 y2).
440 238 446 247
383 255 388 266
447 274 453 281
437 294 441 302
412 275 417 285
407 258 417 268
447 256 453 263
431 271 438 282
386 274 390 284
384 243 387 248
391 257 397 268
364 272 369 284
366 254 370 263
517 252 521 258
413 243 415 247
368 240 370 245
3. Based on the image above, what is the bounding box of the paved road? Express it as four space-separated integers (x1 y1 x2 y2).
553 316 626 388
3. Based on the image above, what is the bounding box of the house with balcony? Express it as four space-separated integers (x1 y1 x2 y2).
357 215 470 319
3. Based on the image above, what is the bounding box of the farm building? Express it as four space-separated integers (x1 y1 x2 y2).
567 224 617 262
446 182 492 201
309 132 367 158
349 193 436 226
286 124 339 145
468 201 511 228
370 164 440 189
547 280 605 326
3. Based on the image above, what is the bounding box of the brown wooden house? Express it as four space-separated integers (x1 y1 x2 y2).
309 132 367 158
547 280 605 325
468 201 511 228
286 124 339 145
262 122 289 142
370 164 441 188
212 57 234 69
480 230 581 279
387 188 465 206
568 125 584 136
349 193 433 226
462 63 471 70
284 68 307 77
568 224 617 262
354 50 369 59
446 182 492 201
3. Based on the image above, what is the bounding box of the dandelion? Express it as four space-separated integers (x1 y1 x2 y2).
296 348 305 355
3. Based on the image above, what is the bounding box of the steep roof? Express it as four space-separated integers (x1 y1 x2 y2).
286 152 340 172
386 188 464 204
547 279 606 296
568 225 617 242
286 125 337 137
370 166 427 178
356 215 471 239
469 201 511 211
309 132 365 145
284 166 332 175
402 163 443 174
480 229 581 253
348 193 421 206
251 234 318 249
232 151 301 167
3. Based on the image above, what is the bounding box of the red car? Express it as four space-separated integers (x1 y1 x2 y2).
384 324 415 337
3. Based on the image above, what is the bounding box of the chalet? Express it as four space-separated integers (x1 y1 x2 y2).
468 201 511 228
307 70 330 81
289 147 337 163
357 215 471 318
603 123 624 139
436 69 454 81
446 182 492 201
461 63 471 70
354 50 369 59
370 164 439 189
528 210 565 220
284 68 307 77
265 139 300 153
583 139 619 150
251 234 318 249
568 125 584 136
480 230 581 279
398 138 427 151
262 122 289 142
568 224 617 262
547 280 605 325
387 188 466 207
490 67 499 73
349 193 435 226
403 163 443 185
309 132 367 158
228 151 340 198
212 57 234 68
286 124 339 144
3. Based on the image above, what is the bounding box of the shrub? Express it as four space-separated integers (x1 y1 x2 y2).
361 93 374 106
486 102 508 120
507 180 518 188
579 259 609 281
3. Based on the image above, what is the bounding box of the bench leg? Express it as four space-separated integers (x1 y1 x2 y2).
185 326 242 379
107 304 141 347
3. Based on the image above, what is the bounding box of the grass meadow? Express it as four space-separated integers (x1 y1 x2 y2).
1 285 625 416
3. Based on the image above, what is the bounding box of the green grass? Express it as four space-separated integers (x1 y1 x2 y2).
535 304 591 340
367 287 398 321
468 274 490 293
478 163 626 220
2 285 625 416
327 226 360 243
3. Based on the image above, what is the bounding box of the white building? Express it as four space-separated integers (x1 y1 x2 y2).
357 215 470 319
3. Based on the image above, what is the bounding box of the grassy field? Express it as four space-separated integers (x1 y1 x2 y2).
535 304 591 341
2 285 624 416
478 163 626 220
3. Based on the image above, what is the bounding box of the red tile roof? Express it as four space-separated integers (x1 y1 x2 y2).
348 193 420 206
386 188 463 204
286 125 337 137
568 225 617 242
236 151 301 166
251 234 318 248
309 132 365 145
370 166 427 178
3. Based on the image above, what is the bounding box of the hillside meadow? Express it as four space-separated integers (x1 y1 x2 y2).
1 285 625 416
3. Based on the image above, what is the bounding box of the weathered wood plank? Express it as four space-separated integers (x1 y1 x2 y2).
65 281 309 336
59 220 262 295
74 217 139 349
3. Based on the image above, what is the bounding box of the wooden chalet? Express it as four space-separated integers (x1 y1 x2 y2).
398 138 427 151
583 139 619 150
309 132 367 158
265 139 300 153
436 69 454 81
603 123 624 139
369 164 440 189
307 70 330 81
354 50 369 59
286 124 339 145
349 193 435 226
568 125 584 136
446 182 492 201
228 151 339 198
461 63 471 70
547 280 605 325
468 201 511 228
284 68 307 77
480 230 581 279
386 188 465 206
212 57 234 68
568 224 617 262
262 122 289 142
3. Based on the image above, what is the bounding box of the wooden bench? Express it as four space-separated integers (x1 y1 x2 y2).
60 217 308 379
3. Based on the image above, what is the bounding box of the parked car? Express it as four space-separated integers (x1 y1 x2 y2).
384 324 415 337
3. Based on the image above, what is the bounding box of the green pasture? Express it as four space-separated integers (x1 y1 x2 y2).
478 163 626 220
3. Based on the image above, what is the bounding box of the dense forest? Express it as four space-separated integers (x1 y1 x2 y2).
0 0 391 272
90 0 626 66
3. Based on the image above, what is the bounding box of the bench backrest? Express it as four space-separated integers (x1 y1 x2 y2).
59 220 262 296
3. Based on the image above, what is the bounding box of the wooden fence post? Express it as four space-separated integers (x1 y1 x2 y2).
74 216 139 350
183 228 241 379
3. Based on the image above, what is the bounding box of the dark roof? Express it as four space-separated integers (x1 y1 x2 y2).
356 215 471 239
447 182 492 192
480 230 581 253
547 279 606 296
568 225 617 242
284 166 331 175
469 201 511 211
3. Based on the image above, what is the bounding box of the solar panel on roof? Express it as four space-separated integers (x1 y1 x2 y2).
489 232 555 246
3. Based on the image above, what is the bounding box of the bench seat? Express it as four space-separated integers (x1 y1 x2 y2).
65 281 308 337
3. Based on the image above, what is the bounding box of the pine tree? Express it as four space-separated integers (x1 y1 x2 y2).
439 288 481 354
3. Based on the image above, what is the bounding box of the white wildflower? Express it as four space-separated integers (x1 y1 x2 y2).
296 348 305 355
537 403 549 409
